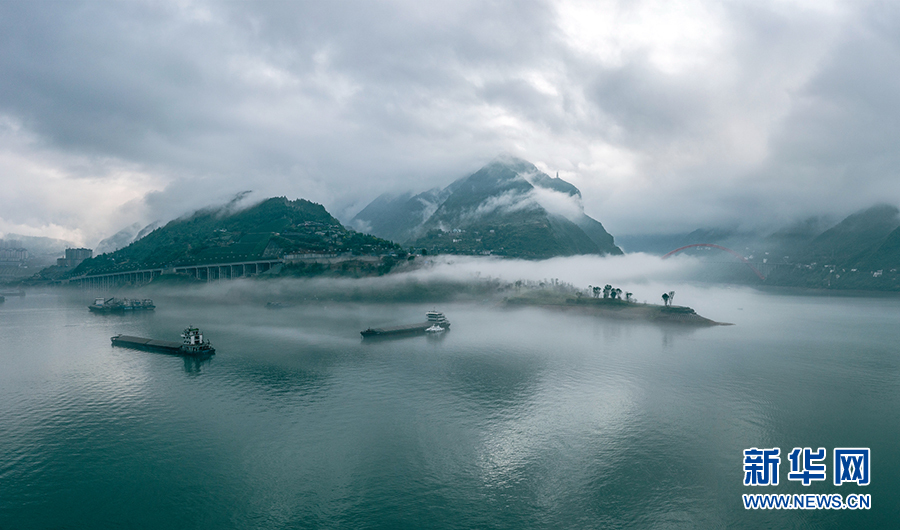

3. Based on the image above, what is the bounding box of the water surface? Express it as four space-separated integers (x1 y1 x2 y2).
1 287 897 528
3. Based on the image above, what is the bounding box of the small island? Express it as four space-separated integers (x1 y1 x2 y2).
503 283 730 326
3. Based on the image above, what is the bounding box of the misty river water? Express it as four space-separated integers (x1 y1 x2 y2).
1 285 898 529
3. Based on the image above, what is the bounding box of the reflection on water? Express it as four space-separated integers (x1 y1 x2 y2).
658 323 702 349
0 290 898 528
359 329 452 344
182 355 213 374
445 353 544 411
425 330 449 342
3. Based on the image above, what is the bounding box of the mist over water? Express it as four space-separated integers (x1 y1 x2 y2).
1 284 898 529
129 253 707 307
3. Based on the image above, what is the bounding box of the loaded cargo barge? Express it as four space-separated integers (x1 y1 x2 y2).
90 297 155 313
361 310 450 338
111 326 215 356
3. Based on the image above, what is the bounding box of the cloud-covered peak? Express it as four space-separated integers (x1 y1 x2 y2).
354 156 621 257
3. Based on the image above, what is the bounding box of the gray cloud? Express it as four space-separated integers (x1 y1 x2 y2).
1 0 899 245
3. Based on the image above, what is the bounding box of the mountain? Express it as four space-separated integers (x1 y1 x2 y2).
352 156 622 259
94 222 143 255
94 221 162 255
351 188 448 243
827 204 900 272
764 216 836 249
864 227 900 271
800 204 900 265
616 214 839 258
69 197 399 277
610 204 900 289
751 204 900 290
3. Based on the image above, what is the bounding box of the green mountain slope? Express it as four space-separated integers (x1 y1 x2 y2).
351 188 448 243
864 227 900 270
753 204 900 290
575 213 623 252
801 204 900 265
354 156 622 259
71 197 398 276
413 158 621 258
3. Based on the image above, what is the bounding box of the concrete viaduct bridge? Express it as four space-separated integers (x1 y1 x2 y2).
70 259 284 290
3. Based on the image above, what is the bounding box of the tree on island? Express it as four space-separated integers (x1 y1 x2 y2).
592 285 601 298
662 291 676 307
603 284 613 299
625 292 633 303
612 288 622 300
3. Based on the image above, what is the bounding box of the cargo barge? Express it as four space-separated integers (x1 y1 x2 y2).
90 297 155 313
111 326 215 356
361 310 450 338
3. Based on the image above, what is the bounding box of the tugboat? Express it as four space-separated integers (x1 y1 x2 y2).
89 297 155 313
426 310 449 325
361 310 450 338
111 326 215 356
179 326 216 355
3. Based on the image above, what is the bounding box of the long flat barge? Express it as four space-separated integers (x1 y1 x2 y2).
112 335 185 353
361 310 450 338
90 297 155 313
111 326 215 356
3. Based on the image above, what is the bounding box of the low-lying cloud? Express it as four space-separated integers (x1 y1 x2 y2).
143 253 704 308
529 186 584 222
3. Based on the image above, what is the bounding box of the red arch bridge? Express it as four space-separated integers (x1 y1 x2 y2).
661 243 766 281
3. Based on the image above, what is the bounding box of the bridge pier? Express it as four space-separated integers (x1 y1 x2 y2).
72 260 282 289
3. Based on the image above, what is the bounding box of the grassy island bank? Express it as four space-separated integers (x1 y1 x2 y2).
504 291 729 326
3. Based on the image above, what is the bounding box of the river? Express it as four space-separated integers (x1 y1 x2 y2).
0 285 897 528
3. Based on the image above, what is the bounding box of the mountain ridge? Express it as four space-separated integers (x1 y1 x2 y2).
66 197 399 277
353 157 622 259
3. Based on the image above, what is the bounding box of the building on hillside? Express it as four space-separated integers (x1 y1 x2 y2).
0 241 30 279
283 252 342 263
0 246 28 265
57 248 93 269
0 239 24 248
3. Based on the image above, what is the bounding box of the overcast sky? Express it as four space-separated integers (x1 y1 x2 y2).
1 0 899 246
